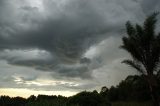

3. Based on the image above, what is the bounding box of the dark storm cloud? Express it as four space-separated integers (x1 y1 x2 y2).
0 0 158 81
0 0 116 79
140 0 160 14
55 64 91 78
0 0 109 55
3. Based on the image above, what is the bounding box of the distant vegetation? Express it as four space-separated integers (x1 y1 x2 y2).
0 75 159 106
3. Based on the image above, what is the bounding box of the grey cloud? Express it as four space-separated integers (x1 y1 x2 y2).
80 57 91 64
55 64 91 79
0 0 143 53
58 82 98 90
0 61 96 91
0 49 57 69
0 0 117 79
0 60 39 88
0 49 93 78
140 0 160 14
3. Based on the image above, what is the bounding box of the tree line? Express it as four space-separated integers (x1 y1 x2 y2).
0 74 159 106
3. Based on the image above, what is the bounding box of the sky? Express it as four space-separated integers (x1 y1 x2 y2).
0 0 160 98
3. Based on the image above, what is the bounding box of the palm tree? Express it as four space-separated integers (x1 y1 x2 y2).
121 13 160 106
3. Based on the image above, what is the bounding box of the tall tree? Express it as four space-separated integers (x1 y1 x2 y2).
121 13 160 106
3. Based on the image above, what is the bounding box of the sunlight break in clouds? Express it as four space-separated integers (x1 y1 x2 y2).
0 88 76 98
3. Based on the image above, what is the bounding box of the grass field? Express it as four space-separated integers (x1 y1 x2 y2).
112 102 152 106
27 101 152 106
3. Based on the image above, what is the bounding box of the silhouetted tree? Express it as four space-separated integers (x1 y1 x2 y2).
100 86 109 94
27 95 36 102
68 91 110 106
100 86 110 105
12 97 26 106
107 86 118 102
117 75 151 101
120 13 160 106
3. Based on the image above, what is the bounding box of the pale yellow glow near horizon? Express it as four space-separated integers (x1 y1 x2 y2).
0 88 77 98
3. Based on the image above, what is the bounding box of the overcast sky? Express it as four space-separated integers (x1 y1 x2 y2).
0 0 160 98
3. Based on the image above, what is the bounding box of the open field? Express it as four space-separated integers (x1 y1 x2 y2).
112 102 152 106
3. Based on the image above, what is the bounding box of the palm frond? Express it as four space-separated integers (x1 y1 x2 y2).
121 36 145 64
121 13 160 75
122 59 145 74
143 12 158 40
135 24 143 38
157 70 160 78
126 21 136 37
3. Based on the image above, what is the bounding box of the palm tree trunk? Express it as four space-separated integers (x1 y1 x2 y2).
147 75 160 106
149 85 159 106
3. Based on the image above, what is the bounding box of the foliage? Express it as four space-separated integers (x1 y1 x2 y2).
0 91 110 106
67 90 110 106
121 13 160 76
100 75 158 102
120 12 160 106
0 96 26 106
